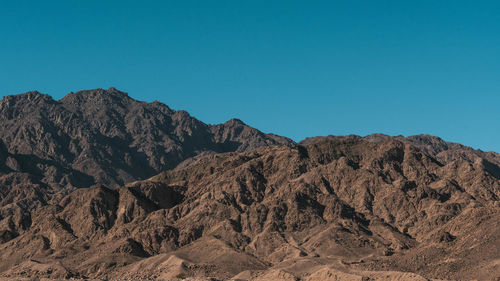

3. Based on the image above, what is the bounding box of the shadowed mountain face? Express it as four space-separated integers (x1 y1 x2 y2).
0 89 499 280
0 88 293 189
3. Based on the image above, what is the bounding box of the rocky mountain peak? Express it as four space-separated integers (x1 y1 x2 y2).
0 91 57 119
223 118 246 127
0 90 51 103
60 87 133 110
0 88 294 188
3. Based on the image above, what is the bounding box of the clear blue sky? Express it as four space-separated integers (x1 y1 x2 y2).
1 1 499 152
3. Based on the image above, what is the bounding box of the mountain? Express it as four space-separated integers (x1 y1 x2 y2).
0 88 293 254
0 87 293 188
0 121 498 280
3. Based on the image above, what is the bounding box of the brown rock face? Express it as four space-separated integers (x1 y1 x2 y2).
0 122 498 280
0 88 293 188
0 88 293 246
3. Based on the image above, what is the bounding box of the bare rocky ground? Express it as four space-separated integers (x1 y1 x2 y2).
0 89 499 280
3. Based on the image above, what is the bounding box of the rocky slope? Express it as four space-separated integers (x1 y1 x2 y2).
0 88 293 258
0 129 498 280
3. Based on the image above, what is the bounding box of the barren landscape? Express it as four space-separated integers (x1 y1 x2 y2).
0 89 499 280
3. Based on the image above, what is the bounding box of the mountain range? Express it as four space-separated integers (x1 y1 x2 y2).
0 88 498 280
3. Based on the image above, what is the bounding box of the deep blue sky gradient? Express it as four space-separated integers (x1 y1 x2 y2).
1 1 499 152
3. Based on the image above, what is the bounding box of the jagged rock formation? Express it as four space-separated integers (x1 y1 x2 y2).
0 88 292 188
0 127 498 280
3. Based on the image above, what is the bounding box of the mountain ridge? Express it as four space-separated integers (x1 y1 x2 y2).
0 88 498 280
0 87 294 186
